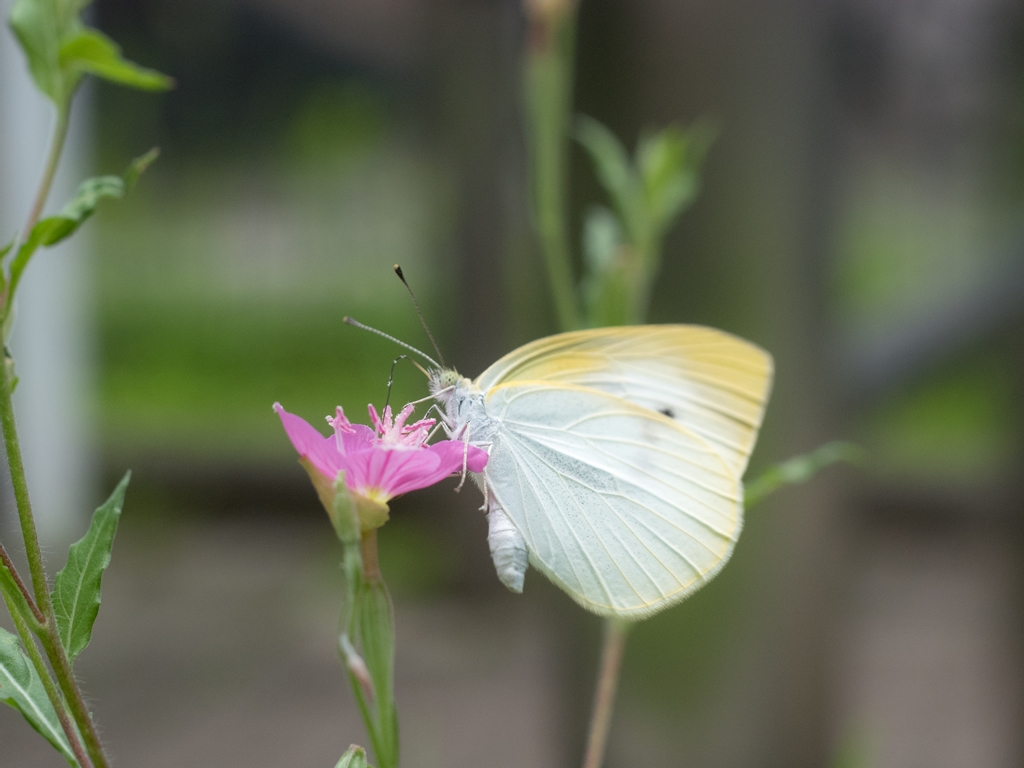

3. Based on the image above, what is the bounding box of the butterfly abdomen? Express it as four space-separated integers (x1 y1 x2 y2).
487 503 528 593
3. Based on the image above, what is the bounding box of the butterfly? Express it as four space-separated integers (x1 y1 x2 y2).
428 325 773 620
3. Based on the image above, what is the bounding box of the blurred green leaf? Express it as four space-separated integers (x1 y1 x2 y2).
9 0 171 107
582 205 622 276
52 471 129 665
0 627 77 766
575 116 645 245
637 122 713 240
8 0 84 105
59 29 173 92
581 205 633 326
0 563 39 632
335 745 373 768
745 442 863 509
6 149 159 322
122 147 160 193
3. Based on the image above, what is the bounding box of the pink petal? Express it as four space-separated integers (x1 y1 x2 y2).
341 424 376 454
274 403 344 479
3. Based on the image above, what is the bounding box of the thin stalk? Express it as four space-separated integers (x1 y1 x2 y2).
22 109 70 240
360 528 380 581
1 103 114 768
1 351 50 612
8 607 93 768
0 540 44 624
582 618 630 768
2 357 111 768
525 6 582 331
38 628 109 768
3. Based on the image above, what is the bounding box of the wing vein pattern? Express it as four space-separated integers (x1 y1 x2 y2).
482 384 743 618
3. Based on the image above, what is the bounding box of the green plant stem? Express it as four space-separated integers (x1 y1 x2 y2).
525 6 581 331
1 310 110 768
1 356 50 613
2 104 113 768
8 605 92 768
582 618 630 768
0 541 44 624
21 109 69 241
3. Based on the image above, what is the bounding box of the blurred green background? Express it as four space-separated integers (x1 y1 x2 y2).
3 0 1024 767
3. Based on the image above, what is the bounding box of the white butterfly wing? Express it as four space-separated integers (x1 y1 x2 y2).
482 382 742 619
475 325 773 477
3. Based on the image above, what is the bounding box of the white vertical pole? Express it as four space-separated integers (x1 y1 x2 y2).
0 0 94 547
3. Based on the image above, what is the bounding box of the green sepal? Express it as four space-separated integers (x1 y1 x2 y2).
59 29 173 92
9 0 171 107
0 627 78 766
745 442 863 509
335 745 374 768
331 473 360 546
51 471 130 665
340 574 399 768
0 562 40 633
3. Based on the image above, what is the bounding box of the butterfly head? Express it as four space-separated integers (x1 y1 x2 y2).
428 367 462 403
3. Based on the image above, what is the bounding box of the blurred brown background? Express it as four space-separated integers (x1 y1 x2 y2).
2 0 1024 766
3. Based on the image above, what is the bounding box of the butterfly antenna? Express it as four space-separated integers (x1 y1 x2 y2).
343 316 439 369
394 264 446 368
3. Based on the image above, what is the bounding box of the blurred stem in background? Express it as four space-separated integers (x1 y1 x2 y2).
524 0 582 331
521 2 850 766
523 1 713 765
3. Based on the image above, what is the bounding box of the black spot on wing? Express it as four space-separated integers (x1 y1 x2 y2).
658 407 676 419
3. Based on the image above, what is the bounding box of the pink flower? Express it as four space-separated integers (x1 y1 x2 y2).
274 401 488 530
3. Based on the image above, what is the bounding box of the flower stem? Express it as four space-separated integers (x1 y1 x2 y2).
1 352 50 613
360 528 380 581
582 618 631 768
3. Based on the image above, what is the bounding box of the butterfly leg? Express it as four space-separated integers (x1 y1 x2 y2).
454 429 471 492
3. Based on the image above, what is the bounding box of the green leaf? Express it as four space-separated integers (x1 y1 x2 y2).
5 149 159 318
0 627 77 765
6 176 122 311
336 745 373 768
0 563 39 632
745 442 863 509
581 206 634 327
575 115 646 245
0 240 13 259
59 29 173 92
9 0 171 107
637 122 714 240
52 471 130 664
8 0 85 105
123 147 160 192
